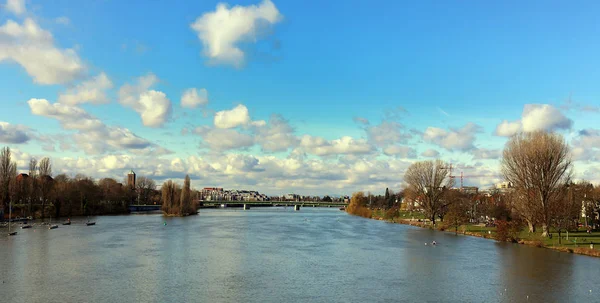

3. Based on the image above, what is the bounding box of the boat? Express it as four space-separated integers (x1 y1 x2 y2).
62 219 71 225
48 217 58 229
86 222 96 226
21 225 32 229
8 201 17 236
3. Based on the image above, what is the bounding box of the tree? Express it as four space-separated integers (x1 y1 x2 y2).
38 157 53 219
346 191 371 218
0 147 17 211
161 180 180 216
136 176 156 204
322 195 333 202
403 159 454 225
180 175 191 214
28 158 38 216
444 190 471 234
501 131 572 237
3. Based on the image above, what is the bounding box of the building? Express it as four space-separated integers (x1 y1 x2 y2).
461 186 479 195
127 170 136 189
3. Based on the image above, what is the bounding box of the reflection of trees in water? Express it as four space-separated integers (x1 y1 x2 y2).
497 243 573 301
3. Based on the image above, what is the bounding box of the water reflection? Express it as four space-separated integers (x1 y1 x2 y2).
1 209 598 303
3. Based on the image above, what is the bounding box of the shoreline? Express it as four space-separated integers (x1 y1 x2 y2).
369 215 600 258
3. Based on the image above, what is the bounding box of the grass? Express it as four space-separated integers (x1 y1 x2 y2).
368 208 600 257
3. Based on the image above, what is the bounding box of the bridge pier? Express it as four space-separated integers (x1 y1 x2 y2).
294 205 300 211
244 204 249 210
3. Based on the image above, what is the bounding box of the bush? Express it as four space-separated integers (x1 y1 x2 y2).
495 220 522 242
383 207 399 220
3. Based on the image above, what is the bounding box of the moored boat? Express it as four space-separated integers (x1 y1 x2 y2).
49 224 58 229
86 222 96 226
21 225 32 229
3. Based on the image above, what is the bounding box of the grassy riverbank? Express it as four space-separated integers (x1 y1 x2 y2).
369 210 600 258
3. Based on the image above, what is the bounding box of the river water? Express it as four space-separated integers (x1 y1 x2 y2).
1 208 598 303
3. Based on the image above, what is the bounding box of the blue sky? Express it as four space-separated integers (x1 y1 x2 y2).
1 0 600 195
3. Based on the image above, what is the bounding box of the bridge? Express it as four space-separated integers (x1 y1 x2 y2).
128 201 347 212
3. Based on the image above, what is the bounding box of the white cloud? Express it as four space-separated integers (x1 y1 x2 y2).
4 0 25 15
383 145 416 158
118 73 172 127
299 135 374 156
365 121 410 147
0 18 85 84
494 104 573 137
28 98 104 130
253 114 298 152
472 148 501 160
0 121 31 143
521 104 572 132
194 126 254 151
181 88 209 108
423 122 481 151
421 149 439 158
57 72 113 105
190 0 283 67
571 129 600 162
27 98 164 155
214 104 264 128
495 120 521 137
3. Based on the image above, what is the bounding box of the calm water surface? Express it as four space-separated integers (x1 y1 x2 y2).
1 208 598 303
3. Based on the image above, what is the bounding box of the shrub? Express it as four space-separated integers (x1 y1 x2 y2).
383 207 399 220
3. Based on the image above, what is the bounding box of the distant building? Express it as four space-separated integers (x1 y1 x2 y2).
461 186 479 195
127 170 136 189
495 181 513 189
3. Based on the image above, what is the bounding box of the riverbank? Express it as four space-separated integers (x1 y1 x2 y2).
368 210 600 258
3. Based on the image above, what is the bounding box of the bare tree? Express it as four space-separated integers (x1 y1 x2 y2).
136 176 156 204
38 157 53 219
403 159 454 225
161 180 180 215
180 175 191 214
28 158 38 216
0 147 17 209
501 131 572 237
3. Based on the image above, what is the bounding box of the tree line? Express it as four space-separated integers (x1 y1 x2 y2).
399 131 600 238
0 146 193 219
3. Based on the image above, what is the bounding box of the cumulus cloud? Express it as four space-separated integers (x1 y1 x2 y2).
494 104 573 137
118 73 172 127
194 126 254 151
299 135 374 156
181 88 209 108
472 148 501 160
365 121 410 147
27 98 164 155
421 149 439 158
0 121 31 143
423 122 482 151
0 18 85 84
253 114 298 152
383 145 416 158
57 72 113 105
190 0 283 67
571 129 600 162
4 0 25 15
214 104 264 128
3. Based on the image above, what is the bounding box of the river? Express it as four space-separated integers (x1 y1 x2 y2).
1 208 598 302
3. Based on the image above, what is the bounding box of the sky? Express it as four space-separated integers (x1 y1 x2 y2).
1 0 600 196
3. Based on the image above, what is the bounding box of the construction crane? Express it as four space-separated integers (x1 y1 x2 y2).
440 164 500 189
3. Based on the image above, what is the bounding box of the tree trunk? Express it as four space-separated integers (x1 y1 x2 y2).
542 223 549 237
527 220 536 233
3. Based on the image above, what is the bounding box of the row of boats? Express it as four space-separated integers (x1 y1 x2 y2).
8 218 96 236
